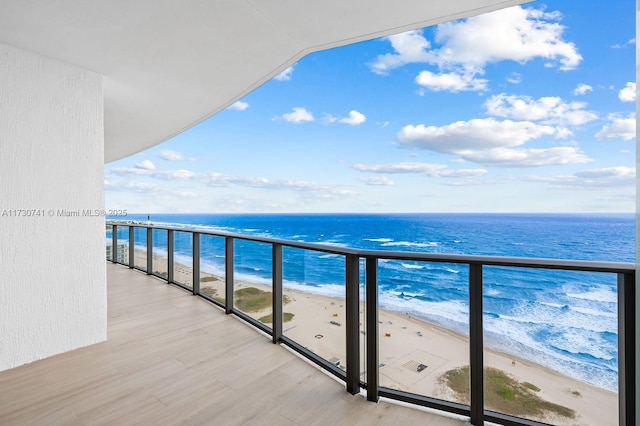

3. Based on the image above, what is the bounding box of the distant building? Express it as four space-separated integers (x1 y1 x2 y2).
106 240 128 264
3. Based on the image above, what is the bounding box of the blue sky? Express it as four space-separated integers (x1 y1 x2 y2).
105 1 636 213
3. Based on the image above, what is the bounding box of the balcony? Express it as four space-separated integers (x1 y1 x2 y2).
101 222 634 425
0 262 463 425
2 221 632 425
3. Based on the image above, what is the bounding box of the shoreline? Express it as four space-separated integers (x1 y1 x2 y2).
133 249 617 425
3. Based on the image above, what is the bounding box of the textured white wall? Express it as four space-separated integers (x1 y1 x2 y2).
0 43 106 371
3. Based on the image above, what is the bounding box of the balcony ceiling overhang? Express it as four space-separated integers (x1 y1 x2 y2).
0 0 530 162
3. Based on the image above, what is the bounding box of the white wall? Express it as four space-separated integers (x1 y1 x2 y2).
0 42 106 371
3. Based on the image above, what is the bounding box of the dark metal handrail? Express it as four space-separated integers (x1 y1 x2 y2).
106 221 636 426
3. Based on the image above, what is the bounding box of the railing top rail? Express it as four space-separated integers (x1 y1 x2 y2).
106 220 635 274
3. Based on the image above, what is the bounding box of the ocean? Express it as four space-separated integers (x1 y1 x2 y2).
109 213 635 392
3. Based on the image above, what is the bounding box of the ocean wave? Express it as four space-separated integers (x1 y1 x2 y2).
567 285 617 303
364 237 394 243
381 241 439 248
401 263 425 270
498 301 616 334
317 253 340 259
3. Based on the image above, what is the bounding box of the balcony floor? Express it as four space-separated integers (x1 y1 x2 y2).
0 263 466 425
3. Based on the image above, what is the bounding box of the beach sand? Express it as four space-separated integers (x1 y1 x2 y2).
134 250 617 426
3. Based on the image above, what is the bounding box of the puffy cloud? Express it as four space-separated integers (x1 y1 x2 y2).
228 101 249 110
158 149 190 161
369 30 431 75
415 70 487 92
360 176 395 186
280 107 314 123
483 94 597 126
595 114 636 141
398 118 558 152
275 66 294 81
573 84 593 96
461 147 591 167
396 118 591 167
369 6 581 93
339 110 366 126
618 82 636 102
432 7 581 71
353 162 487 177
135 160 155 170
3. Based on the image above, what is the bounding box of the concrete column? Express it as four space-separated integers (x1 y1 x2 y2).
0 42 106 371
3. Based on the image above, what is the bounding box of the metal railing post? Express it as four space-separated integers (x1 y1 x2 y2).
192 232 200 295
272 244 283 343
618 271 636 426
111 224 117 263
366 257 379 402
469 263 484 426
146 227 153 274
345 254 360 395
128 226 134 268
167 230 174 283
225 237 234 314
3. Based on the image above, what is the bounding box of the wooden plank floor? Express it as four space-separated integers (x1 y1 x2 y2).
0 263 467 426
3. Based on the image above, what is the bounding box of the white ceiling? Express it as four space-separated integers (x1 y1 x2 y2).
0 0 529 162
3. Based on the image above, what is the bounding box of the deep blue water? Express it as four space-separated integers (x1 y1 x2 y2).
108 213 634 391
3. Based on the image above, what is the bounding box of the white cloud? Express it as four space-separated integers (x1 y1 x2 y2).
360 176 395 186
432 7 581 71
228 100 249 110
398 118 558 152
135 160 156 170
112 167 196 180
595 114 636 141
275 66 294 81
396 118 591 167
369 6 581 94
104 181 197 197
370 30 431 75
483 94 597 126
353 162 487 177
531 166 635 188
462 147 591 167
339 110 366 126
415 70 487 92
573 84 593 96
618 82 636 102
612 38 636 49
158 149 191 161
201 173 355 200
280 107 314 123
506 73 522 84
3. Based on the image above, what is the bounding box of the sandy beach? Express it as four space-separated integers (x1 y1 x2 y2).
133 249 617 426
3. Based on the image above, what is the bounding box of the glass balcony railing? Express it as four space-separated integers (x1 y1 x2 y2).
106 221 635 426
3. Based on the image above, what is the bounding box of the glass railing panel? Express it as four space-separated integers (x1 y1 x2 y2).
200 234 226 304
173 231 193 288
105 225 113 261
482 266 618 425
281 247 347 370
377 259 470 405
133 227 147 270
116 226 130 266
233 239 272 326
152 229 168 279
